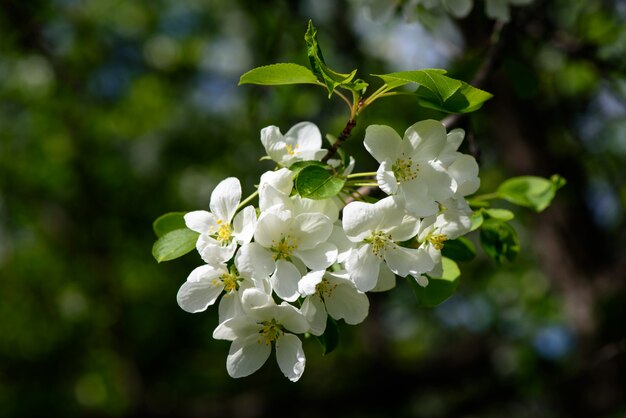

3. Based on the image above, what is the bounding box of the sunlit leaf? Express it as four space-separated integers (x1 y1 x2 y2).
479 219 520 264
294 164 345 199
497 175 565 212
239 63 319 86
153 212 187 237
408 257 461 307
152 228 199 263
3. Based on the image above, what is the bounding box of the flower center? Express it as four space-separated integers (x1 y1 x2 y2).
428 233 448 250
212 219 233 246
364 230 393 258
315 278 338 299
220 271 240 293
271 235 298 261
392 156 419 183
285 144 300 156
258 319 284 345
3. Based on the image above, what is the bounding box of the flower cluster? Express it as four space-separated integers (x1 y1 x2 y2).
178 119 479 381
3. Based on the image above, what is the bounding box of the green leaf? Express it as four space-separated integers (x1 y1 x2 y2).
483 208 515 221
153 212 187 237
373 69 493 113
316 316 339 355
441 237 476 262
479 219 520 265
294 164 345 199
470 210 484 231
408 257 461 307
304 20 358 97
239 63 319 86
152 228 199 263
289 160 327 176
497 175 566 212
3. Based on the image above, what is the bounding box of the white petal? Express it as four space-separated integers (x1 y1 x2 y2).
292 213 333 249
259 168 293 195
271 260 301 302
376 161 398 195
232 205 256 245
185 263 223 283
177 278 223 313
275 333 306 382
260 125 287 163
389 215 420 242
197 236 237 265
422 162 454 201
298 270 325 296
345 245 381 292
213 316 259 341
329 224 356 264
285 121 322 152
372 263 397 292
274 303 310 334
324 283 369 325
449 154 480 196
295 242 337 270
364 124 402 164
241 287 274 310
404 119 447 161
236 242 275 279
385 245 434 277
210 177 241 223
218 291 244 324
184 210 215 234
254 211 289 248
300 296 327 336
401 180 439 218
342 201 382 241
440 128 465 166
226 334 272 379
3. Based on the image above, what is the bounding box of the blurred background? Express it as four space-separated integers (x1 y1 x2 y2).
1 0 625 416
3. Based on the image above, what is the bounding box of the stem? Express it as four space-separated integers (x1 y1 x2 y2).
469 191 499 202
237 190 259 211
347 172 377 178
346 181 378 187
321 117 357 163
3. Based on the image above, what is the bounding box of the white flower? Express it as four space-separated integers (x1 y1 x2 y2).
416 199 472 280
176 249 270 323
184 177 256 265
299 270 370 335
485 0 532 22
364 120 457 218
342 196 434 292
237 209 336 302
213 288 309 382
260 122 326 167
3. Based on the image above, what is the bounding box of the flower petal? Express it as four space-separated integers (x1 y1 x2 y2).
324 282 369 325
298 270 325 297
364 124 402 164
300 296 327 336
184 210 216 234
232 205 257 245
226 334 272 379
292 213 333 249
210 177 241 223
285 121 322 152
385 246 434 277
345 244 381 292
342 201 383 241
295 242 337 270
371 263 397 292
271 260 301 302
404 119 447 161
254 211 290 248
376 161 398 195
177 277 224 313
236 242 275 279
275 333 306 382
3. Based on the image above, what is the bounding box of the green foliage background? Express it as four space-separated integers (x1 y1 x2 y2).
1 0 625 416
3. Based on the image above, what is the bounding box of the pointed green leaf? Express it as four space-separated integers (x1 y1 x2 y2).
152 228 199 263
153 212 187 237
479 219 520 265
289 160 327 176
239 63 319 86
483 208 515 221
374 69 493 113
305 20 360 97
496 175 566 212
294 164 345 199
408 258 461 307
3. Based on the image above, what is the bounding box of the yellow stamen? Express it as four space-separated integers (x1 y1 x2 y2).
271 235 298 261
364 230 394 258
257 319 284 345
392 154 419 183
428 233 448 250
316 278 338 299
285 144 300 156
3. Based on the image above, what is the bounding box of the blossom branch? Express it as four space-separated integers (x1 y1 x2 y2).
321 118 357 163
